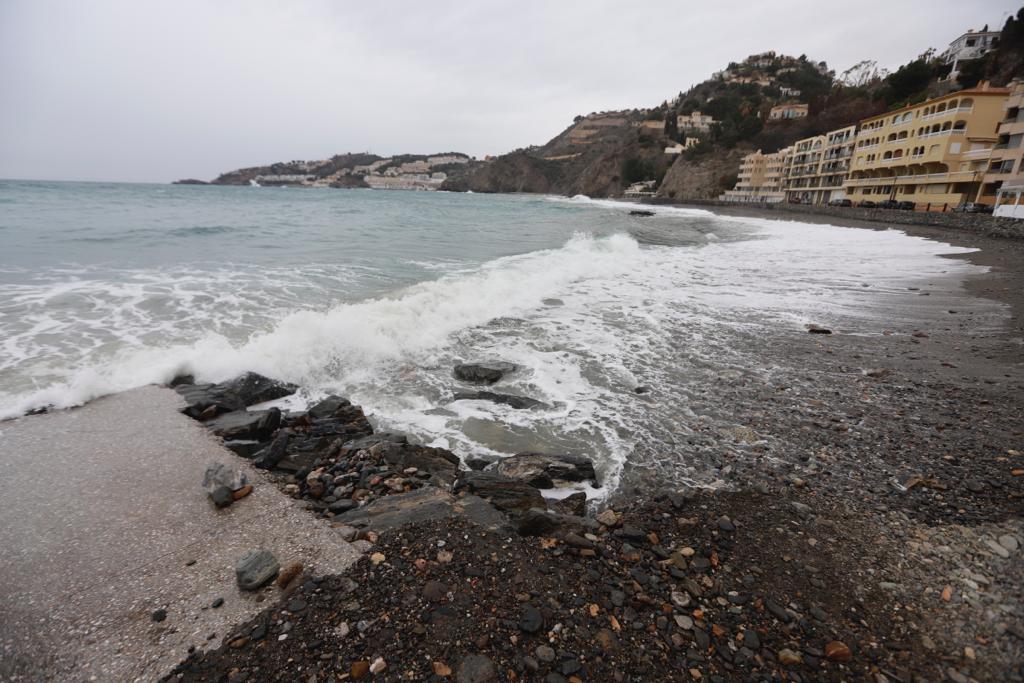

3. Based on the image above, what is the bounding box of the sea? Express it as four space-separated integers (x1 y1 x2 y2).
0 180 988 493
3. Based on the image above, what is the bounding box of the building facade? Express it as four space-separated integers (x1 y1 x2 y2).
990 81 1024 217
782 125 856 204
677 111 717 133
942 29 1000 80
843 83 1008 209
719 148 789 203
769 103 809 121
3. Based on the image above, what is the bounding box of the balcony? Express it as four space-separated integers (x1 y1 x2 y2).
920 105 973 122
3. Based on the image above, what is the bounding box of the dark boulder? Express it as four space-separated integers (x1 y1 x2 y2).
175 372 297 419
223 440 263 458
453 471 546 513
551 491 588 516
335 486 508 533
453 391 547 410
486 453 598 488
516 508 598 536
307 395 352 419
453 362 517 385
372 442 460 485
205 408 281 441
253 432 290 470
629 210 655 216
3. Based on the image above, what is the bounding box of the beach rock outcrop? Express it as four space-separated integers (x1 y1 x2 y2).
307 395 352 419
371 442 460 486
174 372 297 419
486 453 598 488
453 362 517 385
452 391 546 409
453 471 546 513
335 486 508 533
205 408 281 441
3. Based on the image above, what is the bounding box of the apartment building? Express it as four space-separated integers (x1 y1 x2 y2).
769 103 809 121
942 29 1000 80
677 111 718 133
990 81 1024 217
782 125 857 204
843 83 1009 209
719 148 789 203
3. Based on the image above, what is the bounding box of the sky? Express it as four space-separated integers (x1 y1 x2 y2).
0 0 1018 183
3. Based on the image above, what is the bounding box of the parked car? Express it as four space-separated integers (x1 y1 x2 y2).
897 201 916 211
858 200 877 208
877 199 901 209
828 198 852 207
955 202 994 214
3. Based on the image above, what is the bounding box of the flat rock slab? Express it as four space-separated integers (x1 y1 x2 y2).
0 386 360 682
337 486 509 533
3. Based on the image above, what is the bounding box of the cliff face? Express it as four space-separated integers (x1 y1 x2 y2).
656 147 751 201
441 153 561 193
443 112 674 198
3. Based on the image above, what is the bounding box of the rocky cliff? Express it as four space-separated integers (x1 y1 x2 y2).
656 147 752 201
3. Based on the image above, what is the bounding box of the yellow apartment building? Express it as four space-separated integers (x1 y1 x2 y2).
990 81 1024 218
782 125 856 205
720 148 789 203
844 83 1008 209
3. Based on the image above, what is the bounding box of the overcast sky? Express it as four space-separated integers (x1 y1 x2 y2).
0 0 1017 183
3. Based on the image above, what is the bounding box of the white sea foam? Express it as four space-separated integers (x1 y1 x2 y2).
0 210 1000 497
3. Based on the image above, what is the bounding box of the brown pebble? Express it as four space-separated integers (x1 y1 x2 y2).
824 640 853 662
228 637 248 649
350 660 370 679
232 484 253 501
276 562 303 589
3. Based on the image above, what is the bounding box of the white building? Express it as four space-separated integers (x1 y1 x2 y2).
942 29 1000 80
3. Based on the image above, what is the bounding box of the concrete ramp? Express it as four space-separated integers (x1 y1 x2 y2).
0 386 361 681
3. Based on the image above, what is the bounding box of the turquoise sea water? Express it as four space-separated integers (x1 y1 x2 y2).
0 180 987 492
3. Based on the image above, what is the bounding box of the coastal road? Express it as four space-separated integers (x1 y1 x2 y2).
0 386 361 681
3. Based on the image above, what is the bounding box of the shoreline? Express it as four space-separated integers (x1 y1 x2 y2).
2 205 1022 681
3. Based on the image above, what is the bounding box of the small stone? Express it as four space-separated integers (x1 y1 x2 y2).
211 597 224 609
276 562 304 588
824 640 852 662
674 615 693 630
519 603 543 633
777 648 802 665
596 509 619 527
151 608 167 622
946 668 968 683
210 485 234 508
717 516 736 532
370 552 386 565
457 654 497 683
235 549 280 591
432 661 453 676
998 534 1019 552
369 657 386 674
335 622 350 639
228 636 248 649
806 324 832 334
536 645 556 662
350 660 370 679
423 580 448 602
985 538 1010 559
965 479 985 493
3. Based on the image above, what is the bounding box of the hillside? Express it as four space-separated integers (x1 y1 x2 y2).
447 10 1024 200
181 152 480 191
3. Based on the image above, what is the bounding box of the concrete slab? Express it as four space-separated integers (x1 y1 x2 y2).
0 386 361 682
